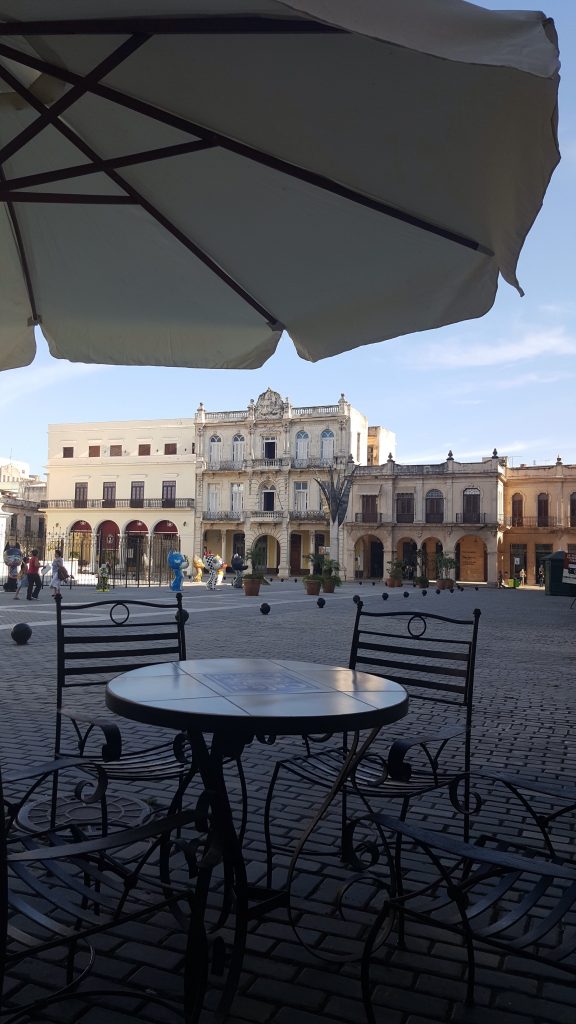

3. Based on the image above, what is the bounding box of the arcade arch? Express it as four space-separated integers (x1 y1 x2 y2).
354 534 384 578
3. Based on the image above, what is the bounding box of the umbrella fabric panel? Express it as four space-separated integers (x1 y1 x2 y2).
0 205 35 370
0 0 560 370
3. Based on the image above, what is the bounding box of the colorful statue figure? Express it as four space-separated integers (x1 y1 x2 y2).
168 550 189 592
204 553 222 591
192 555 205 583
3 543 23 593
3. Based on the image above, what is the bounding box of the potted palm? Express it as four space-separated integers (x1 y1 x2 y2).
320 556 343 594
243 544 266 596
414 574 429 588
435 553 457 589
303 552 324 595
385 559 404 587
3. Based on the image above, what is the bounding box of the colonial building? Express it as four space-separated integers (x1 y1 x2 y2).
42 420 197 579
195 389 396 576
0 459 47 555
348 451 504 584
501 457 576 583
39 400 576 587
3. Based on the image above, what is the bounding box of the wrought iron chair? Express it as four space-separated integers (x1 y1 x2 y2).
1 756 208 1022
358 771 576 1021
51 593 195 825
264 601 481 884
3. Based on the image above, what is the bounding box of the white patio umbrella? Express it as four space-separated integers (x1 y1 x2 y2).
0 0 560 371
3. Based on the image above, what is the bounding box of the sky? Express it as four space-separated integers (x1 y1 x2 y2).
0 0 574 478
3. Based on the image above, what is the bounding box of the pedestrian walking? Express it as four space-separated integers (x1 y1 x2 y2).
231 552 246 589
26 549 42 600
13 557 29 600
497 571 504 589
50 549 66 598
538 565 545 587
519 568 526 586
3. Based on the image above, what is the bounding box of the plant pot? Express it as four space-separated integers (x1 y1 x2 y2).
322 579 336 594
385 578 402 588
436 579 454 590
243 578 262 596
304 580 322 596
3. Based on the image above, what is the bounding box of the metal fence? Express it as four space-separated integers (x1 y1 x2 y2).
2 531 181 589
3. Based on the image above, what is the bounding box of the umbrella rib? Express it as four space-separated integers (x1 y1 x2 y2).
0 40 493 258
0 15 344 37
0 33 150 167
0 62 282 329
0 165 39 325
0 192 137 204
0 141 215 192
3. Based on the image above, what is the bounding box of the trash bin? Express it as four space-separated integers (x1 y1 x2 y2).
507 578 520 588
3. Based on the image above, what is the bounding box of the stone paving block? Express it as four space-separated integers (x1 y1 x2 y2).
1 585 575 1024
247 976 325 1011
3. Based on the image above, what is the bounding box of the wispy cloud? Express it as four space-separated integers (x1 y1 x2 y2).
416 326 576 370
1 361 103 410
492 370 575 391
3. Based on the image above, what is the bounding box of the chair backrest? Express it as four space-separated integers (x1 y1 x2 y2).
349 601 480 721
55 593 187 705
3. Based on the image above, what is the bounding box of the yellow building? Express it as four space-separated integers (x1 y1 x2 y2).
42 419 197 581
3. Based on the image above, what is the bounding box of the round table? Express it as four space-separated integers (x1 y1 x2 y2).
106 656 409 735
106 658 408 1013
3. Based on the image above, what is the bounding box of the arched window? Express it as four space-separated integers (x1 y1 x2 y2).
462 487 480 523
537 492 549 527
425 489 444 524
320 428 334 461
209 434 221 466
295 430 309 462
570 492 576 528
511 492 523 527
232 433 245 465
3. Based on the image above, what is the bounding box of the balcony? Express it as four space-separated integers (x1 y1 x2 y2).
425 512 445 524
396 512 415 524
503 515 562 529
291 458 336 470
250 509 285 520
355 513 385 524
202 510 244 521
455 512 488 524
289 510 329 521
206 460 245 472
40 498 195 510
248 458 289 470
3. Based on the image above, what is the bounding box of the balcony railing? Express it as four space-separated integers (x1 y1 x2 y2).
355 513 385 524
289 510 329 520
396 512 415 523
249 458 289 469
204 410 248 421
503 515 562 528
455 512 488 524
291 458 336 469
201 510 244 520
40 498 195 510
425 512 445 524
206 460 245 471
250 510 285 519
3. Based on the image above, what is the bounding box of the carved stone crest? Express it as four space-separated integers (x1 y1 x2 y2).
254 388 284 419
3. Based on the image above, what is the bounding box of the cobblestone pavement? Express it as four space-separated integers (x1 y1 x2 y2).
1 581 575 1023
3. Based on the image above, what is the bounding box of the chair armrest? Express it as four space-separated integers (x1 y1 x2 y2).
388 724 464 781
59 708 122 761
371 812 576 881
9 808 200 863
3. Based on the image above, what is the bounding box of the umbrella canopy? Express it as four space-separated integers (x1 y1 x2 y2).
0 0 560 371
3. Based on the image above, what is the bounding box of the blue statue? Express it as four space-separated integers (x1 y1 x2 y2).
168 550 189 592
